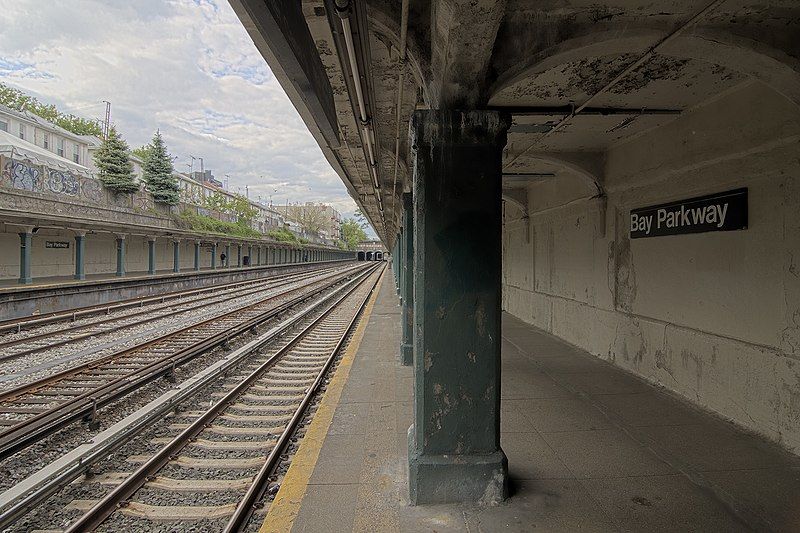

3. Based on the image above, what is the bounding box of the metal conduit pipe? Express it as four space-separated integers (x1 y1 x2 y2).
336 0 384 217
391 0 410 216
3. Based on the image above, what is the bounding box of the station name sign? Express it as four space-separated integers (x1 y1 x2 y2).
45 241 70 249
630 188 747 239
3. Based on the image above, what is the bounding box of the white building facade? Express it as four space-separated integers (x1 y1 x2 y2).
0 104 91 167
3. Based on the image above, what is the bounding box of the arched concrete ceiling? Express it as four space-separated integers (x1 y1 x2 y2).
232 0 800 243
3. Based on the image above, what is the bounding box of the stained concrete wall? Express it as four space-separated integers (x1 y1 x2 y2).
502 81 800 452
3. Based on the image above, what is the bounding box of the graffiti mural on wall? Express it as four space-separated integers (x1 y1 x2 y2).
2 159 41 192
81 178 103 203
46 169 80 196
1 156 176 222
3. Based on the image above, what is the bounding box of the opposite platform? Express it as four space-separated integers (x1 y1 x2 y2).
261 275 800 532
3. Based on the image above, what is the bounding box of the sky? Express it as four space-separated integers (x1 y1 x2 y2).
0 0 375 236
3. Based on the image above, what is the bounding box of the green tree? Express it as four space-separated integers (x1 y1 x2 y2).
354 207 368 228
203 192 258 223
132 144 151 160
0 82 103 136
94 126 138 194
142 131 179 205
341 218 367 251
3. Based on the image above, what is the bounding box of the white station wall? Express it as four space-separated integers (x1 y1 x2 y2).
502 81 800 452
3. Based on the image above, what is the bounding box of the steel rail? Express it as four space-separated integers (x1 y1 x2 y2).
0 266 379 530
63 264 382 532
0 265 369 460
225 265 383 532
0 265 357 404
0 266 341 362
0 261 347 335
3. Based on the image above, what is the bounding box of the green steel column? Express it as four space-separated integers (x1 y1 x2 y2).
147 237 156 275
115 235 126 277
173 240 180 273
247 244 252 266
18 231 32 284
398 227 405 299
236 244 242 267
257 246 262 266
194 241 201 271
211 242 218 269
74 232 86 281
408 110 510 505
225 244 231 267
400 193 414 366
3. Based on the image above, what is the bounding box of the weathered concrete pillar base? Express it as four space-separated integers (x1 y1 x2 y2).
409 428 507 505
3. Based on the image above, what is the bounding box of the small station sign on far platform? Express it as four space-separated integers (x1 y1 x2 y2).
45 241 71 249
630 188 748 239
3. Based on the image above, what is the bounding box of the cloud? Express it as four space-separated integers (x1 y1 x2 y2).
0 0 376 236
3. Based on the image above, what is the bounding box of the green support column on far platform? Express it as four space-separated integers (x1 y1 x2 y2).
18 230 32 284
194 241 201 271
115 235 126 277
236 244 242 267
400 192 414 366
225 244 231 268
74 232 86 281
408 110 510 506
172 240 180 273
211 242 218 269
147 237 156 275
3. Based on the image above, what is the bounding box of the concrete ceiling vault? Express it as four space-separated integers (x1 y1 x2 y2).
229 0 800 247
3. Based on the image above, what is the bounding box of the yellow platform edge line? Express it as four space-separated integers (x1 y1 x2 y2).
260 267 386 533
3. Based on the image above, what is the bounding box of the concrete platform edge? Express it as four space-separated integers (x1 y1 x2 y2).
259 268 386 533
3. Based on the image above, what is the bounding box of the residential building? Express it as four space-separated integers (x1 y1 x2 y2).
0 103 91 167
190 170 223 188
275 202 342 242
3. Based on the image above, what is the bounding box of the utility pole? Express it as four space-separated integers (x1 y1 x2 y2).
101 100 111 139
189 155 196 176
245 185 249 199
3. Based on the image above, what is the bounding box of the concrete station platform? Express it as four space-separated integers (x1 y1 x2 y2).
0 260 348 320
262 274 800 533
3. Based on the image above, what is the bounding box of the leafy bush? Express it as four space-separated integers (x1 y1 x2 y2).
267 227 300 244
178 210 261 238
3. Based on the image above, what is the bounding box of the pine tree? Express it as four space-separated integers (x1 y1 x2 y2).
94 126 139 194
142 131 179 205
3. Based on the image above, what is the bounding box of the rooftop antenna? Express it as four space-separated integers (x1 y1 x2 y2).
101 100 111 139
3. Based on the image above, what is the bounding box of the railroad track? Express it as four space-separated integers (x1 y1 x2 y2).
0 262 348 336
0 264 369 461
0 265 342 363
0 263 383 532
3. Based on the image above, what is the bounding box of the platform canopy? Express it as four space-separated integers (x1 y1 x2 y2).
228 0 799 245
230 0 800 243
